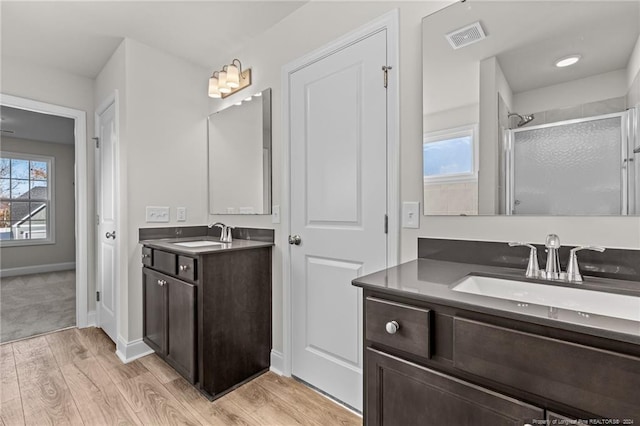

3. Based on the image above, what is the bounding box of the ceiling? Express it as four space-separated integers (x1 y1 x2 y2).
1 1 308 79
0 106 75 145
423 1 640 114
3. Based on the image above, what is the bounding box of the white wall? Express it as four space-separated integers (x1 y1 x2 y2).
514 69 627 114
0 137 75 270
423 103 479 133
94 41 129 337
1 56 96 310
126 40 210 343
94 39 210 344
628 34 640 108
204 1 640 355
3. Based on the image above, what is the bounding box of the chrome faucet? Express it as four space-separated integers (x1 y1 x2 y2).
543 234 561 280
507 242 539 278
208 222 234 243
566 246 605 282
509 234 605 283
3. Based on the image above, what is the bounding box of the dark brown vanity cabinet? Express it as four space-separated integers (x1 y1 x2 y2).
142 244 272 399
362 290 640 425
142 266 196 383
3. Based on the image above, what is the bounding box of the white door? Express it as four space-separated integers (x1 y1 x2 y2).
289 29 388 410
96 101 117 343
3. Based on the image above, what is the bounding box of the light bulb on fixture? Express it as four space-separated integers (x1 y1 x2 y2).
555 55 581 68
208 73 221 98
218 70 231 94
226 61 240 89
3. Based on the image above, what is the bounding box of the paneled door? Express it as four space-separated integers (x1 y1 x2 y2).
289 28 388 410
96 100 118 343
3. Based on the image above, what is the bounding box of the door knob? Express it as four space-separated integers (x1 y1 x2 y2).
385 321 400 334
105 231 116 239
288 235 302 245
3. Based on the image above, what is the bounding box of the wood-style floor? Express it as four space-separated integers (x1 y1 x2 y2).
0 327 362 426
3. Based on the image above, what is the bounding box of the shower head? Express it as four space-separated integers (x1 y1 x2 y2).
508 112 535 128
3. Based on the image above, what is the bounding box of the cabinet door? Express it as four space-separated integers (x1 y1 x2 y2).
166 276 196 383
366 348 544 426
142 268 167 355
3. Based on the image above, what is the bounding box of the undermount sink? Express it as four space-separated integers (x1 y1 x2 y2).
452 275 640 322
172 240 224 248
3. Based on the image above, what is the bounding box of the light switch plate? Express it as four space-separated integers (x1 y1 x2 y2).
402 202 420 229
146 206 170 223
176 207 187 222
272 205 280 224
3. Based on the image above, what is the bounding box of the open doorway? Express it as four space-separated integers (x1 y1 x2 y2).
0 95 88 343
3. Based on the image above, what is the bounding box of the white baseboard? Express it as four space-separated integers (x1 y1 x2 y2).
0 262 76 278
116 336 153 364
86 310 96 327
270 350 284 375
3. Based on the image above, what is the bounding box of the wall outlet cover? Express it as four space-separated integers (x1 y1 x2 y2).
176 207 187 222
146 206 170 223
402 201 420 229
272 205 280 224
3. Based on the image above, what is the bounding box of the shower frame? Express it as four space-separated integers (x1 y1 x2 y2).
502 110 631 215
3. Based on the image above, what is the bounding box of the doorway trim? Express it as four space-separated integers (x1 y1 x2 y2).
0 93 89 328
279 9 400 377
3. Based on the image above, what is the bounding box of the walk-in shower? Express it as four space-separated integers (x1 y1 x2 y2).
503 108 639 215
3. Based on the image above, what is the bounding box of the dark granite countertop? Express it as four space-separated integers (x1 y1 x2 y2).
141 236 273 256
353 258 640 345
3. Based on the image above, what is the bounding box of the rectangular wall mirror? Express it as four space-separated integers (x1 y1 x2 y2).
422 1 640 216
208 88 271 215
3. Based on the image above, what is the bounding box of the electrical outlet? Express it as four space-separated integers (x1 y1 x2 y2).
146 206 170 223
272 205 280 224
402 202 420 229
177 207 187 222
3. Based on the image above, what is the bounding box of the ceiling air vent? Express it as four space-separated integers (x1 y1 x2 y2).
445 21 486 50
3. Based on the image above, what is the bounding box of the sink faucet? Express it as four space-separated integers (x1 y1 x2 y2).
208 222 234 243
543 234 561 280
509 234 605 283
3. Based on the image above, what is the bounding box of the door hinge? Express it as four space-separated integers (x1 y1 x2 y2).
96 214 100 226
93 137 100 148
384 214 388 234
96 291 100 302
382 65 392 88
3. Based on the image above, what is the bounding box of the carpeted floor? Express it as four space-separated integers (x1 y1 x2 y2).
0 270 75 343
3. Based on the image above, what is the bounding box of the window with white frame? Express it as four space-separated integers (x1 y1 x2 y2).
0 152 54 245
423 124 478 183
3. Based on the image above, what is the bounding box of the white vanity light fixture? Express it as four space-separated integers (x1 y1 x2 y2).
555 54 581 68
207 59 252 99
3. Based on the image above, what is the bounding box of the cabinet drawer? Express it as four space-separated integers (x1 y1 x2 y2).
366 348 543 426
153 250 176 275
366 297 430 358
453 318 640 420
142 247 153 266
177 256 197 281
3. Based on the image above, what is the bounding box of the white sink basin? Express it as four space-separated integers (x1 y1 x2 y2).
452 275 640 322
173 240 223 248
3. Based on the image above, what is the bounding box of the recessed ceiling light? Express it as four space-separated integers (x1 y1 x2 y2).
555 55 581 68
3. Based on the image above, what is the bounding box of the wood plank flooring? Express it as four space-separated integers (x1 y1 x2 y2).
0 328 362 426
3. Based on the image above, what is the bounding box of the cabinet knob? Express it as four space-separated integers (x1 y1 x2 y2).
157 279 166 286
179 265 190 271
385 321 400 334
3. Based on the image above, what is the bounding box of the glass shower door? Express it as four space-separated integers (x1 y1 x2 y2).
509 113 625 215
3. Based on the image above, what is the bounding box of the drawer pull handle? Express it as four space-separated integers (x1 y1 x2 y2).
157 279 166 287
385 321 400 334
142 253 150 259
179 265 190 271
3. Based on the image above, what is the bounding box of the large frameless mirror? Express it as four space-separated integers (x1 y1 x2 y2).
422 1 640 216
208 88 271 215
